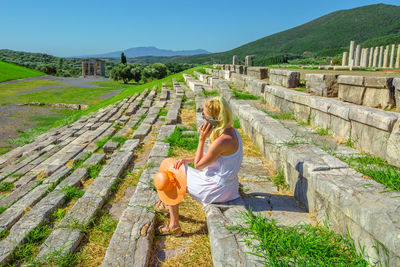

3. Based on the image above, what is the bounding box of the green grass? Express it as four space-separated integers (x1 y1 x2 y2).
4 66 206 150
164 127 199 151
262 109 296 120
0 182 13 192
51 208 67 221
315 127 330 136
8 109 77 146
157 108 168 116
8 224 51 265
271 170 289 191
203 90 219 96
0 60 45 82
0 79 62 102
61 186 85 201
228 209 368 266
0 207 7 215
336 154 400 191
231 88 259 100
233 118 241 129
87 163 103 179
3 86 120 105
112 136 127 145
96 136 111 150
140 114 147 120
30 250 79 267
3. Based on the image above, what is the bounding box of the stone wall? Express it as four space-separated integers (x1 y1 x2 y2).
197 71 400 168
245 67 268 80
269 69 300 88
338 76 395 109
305 74 338 97
202 78 400 266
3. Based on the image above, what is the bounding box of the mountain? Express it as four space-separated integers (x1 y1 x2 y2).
156 3 400 65
76 46 210 58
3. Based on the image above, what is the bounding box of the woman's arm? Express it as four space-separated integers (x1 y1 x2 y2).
194 123 228 169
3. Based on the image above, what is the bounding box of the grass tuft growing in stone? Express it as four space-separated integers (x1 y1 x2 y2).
30 250 79 267
96 136 111 150
231 88 259 100
87 163 103 179
8 224 51 265
336 154 400 191
315 127 330 136
112 136 127 145
203 90 218 96
271 170 289 191
262 109 296 120
165 127 199 151
0 182 13 192
228 209 369 266
157 108 168 116
61 185 85 201
51 208 67 221
0 206 7 215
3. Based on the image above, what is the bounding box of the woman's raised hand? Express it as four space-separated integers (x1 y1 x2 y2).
173 158 190 169
199 122 214 142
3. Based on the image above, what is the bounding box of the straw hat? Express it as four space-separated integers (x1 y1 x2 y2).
153 158 187 205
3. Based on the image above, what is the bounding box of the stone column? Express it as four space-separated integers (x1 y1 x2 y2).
383 45 389 68
232 55 237 66
368 47 373 67
389 44 395 68
359 49 365 67
342 52 348 66
373 47 379 67
348 41 355 66
245 56 252 66
365 48 370 68
81 62 85 77
355 45 361 66
378 46 384 67
396 44 400 69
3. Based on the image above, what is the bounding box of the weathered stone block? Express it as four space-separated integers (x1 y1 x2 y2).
269 69 300 88
337 75 364 86
363 87 395 109
305 73 338 97
338 84 365 105
351 120 389 159
246 67 268 80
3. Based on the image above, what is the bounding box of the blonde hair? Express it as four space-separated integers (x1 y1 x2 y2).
205 97 233 143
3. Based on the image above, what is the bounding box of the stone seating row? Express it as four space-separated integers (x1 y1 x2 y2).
0 89 157 265
195 71 400 168
207 77 400 266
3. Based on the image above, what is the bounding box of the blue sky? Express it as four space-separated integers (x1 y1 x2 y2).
1 0 399 57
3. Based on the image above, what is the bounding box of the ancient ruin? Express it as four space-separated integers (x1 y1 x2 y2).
343 40 400 69
81 58 105 77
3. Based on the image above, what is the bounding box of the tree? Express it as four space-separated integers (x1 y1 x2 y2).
130 64 142 83
110 63 143 84
141 66 157 82
152 63 167 79
121 52 127 65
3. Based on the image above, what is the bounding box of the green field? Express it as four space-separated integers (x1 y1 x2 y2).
0 60 45 82
6 66 204 146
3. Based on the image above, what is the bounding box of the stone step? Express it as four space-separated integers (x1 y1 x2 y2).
101 123 173 266
35 151 134 260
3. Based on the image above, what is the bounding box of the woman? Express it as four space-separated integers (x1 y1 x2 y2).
154 96 243 235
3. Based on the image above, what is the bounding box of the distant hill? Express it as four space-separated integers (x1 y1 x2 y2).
154 3 400 65
76 46 211 58
0 60 45 82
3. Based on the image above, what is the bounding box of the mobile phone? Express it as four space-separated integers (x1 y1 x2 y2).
207 119 219 127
